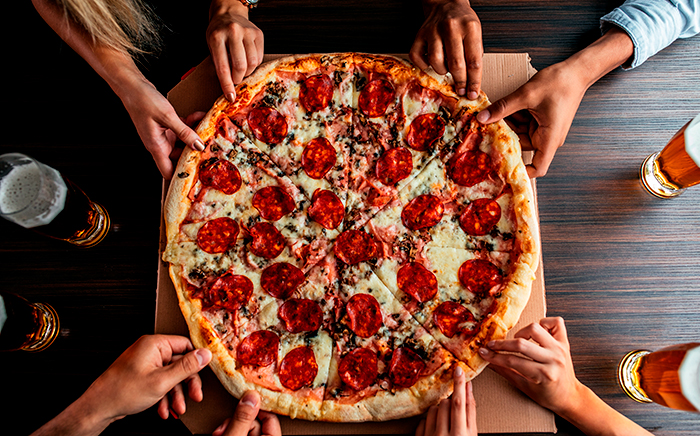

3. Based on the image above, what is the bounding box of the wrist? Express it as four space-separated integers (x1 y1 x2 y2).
567 27 634 90
210 0 250 21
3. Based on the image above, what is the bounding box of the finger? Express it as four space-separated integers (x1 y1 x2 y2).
154 335 195 357
166 114 205 152
539 317 569 343
526 144 556 178
435 399 450 435
487 337 550 363
151 145 175 179
486 364 532 394
160 348 212 391
409 36 430 70
186 370 205 403
183 111 206 127
243 37 260 77
258 411 282 436
443 33 467 96
210 39 237 102
255 34 264 71
425 404 438 436
463 30 483 100
451 365 467 436
229 38 249 85
476 89 529 124
157 396 170 420
169 382 187 416
427 34 447 75
248 419 262 436
465 382 477 433
223 391 262 436
478 347 544 382
514 321 562 351
213 418 231 436
415 419 426 436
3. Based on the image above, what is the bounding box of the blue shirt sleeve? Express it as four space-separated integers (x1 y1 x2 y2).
600 0 700 69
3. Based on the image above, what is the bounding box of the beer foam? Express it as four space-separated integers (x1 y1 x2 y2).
0 159 67 228
685 113 700 167
679 345 700 412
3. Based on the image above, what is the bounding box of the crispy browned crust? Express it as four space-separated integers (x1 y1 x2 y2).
163 52 540 422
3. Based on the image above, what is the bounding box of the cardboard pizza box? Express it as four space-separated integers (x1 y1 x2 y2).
157 53 555 434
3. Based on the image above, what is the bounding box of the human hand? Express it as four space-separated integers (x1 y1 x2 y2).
120 78 205 178
213 390 282 436
81 335 212 423
475 60 588 178
477 317 585 414
207 0 264 102
410 0 483 99
415 365 477 436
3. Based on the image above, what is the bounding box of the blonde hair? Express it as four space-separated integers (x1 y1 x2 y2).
57 0 162 56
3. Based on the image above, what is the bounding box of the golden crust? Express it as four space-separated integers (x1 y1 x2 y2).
163 52 541 422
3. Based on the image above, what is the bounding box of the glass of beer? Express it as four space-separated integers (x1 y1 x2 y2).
617 343 700 412
0 153 110 247
640 113 700 198
0 291 60 352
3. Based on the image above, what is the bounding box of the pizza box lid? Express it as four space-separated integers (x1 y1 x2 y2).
157 53 555 434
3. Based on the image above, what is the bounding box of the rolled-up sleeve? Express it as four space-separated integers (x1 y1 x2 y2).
601 0 700 68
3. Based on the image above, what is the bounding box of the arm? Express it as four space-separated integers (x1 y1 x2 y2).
478 317 653 436
410 0 483 99
415 365 477 436
476 27 634 177
31 335 212 436
207 0 265 102
31 0 205 179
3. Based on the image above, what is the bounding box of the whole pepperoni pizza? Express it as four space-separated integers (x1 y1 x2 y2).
163 53 539 422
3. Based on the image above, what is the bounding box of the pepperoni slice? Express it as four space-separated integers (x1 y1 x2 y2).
252 186 295 221
206 273 254 311
401 194 444 230
302 138 336 180
199 159 242 195
278 298 322 333
308 189 344 230
459 198 501 236
448 150 494 187
338 347 379 391
334 230 378 265
299 74 334 113
249 222 285 259
458 259 504 296
433 301 475 338
359 79 395 117
237 330 279 367
397 262 438 303
407 113 445 151
376 147 413 186
346 293 383 338
388 347 426 388
260 262 305 299
247 106 288 145
196 217 239 254
279 346 318 391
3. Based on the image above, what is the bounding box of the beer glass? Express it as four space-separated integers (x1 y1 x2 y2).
0 153 110 247
0 291 59 352
640 113 700 198
618 343 700 412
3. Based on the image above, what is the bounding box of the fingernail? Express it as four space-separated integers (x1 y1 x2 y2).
455 365 464 377
194 348 209 366
468 91 478 100
226 92 236 102
487 341 496 348
240 392 259 407
457 87 466 96
476 110 490 123
193 139 205 151
478 348 490 356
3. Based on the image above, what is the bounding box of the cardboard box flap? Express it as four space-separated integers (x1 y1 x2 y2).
159 53 555 434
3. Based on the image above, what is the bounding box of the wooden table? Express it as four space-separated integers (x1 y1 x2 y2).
2 1 699 435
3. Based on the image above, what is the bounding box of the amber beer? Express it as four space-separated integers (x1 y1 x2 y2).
0 292 59 352
640 113 700 198
0 153 110 247
618 343 700 412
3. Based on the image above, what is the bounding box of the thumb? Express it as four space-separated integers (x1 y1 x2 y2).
161 348 212 388
476 89 528 124
165 112 205 152
224 391 262 436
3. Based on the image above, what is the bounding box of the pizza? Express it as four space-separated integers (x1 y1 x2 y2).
162 53 539 422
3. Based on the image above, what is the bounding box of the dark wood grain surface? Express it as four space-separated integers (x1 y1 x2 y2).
2 1 699 435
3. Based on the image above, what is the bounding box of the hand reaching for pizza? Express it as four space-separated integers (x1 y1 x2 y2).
213 391 282 436
410 0 483 99
207 0 265 103
474 61 587 178
415 365 477 436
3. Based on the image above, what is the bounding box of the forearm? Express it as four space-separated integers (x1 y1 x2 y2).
31 395 115 436
556 383 653 436
31 0 148 102
210 0 250 21
564 27 634 90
